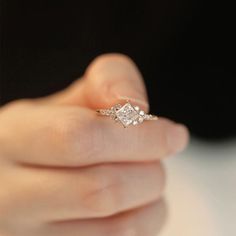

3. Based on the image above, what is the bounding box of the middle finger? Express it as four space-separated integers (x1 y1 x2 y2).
5 162 165 222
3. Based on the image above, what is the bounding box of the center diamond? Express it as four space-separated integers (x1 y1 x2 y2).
115 103 139 127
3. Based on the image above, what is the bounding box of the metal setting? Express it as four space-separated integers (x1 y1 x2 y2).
97 102 158 127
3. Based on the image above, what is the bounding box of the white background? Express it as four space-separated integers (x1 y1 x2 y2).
159 138 236 236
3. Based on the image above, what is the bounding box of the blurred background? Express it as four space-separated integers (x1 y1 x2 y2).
162 138 236 236
1 1 236 235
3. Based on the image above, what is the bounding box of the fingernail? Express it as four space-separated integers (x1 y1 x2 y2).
167 124 189 154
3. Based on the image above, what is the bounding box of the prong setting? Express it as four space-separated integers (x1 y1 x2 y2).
97 102 158 127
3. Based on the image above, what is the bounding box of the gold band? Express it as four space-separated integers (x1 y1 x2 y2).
96 102 158 127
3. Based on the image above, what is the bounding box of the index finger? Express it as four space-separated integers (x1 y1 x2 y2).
0 101 189 167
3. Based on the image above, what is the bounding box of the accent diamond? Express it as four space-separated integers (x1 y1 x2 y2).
138 117 144 123
97 102 158 127
139 110 145 116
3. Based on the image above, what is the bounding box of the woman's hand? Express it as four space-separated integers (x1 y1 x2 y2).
0 54 189 236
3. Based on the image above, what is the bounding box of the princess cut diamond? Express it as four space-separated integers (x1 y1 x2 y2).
115 103 140 127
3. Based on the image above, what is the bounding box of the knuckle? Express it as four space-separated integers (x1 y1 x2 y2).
155 162 166 193
82 166 123 216
50 110 81 143
47 109 97 163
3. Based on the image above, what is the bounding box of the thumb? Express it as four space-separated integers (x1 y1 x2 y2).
49 54 150 112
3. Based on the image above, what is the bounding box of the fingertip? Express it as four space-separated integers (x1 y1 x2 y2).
166 123 190 154
84 53 149 110
86 53 137 70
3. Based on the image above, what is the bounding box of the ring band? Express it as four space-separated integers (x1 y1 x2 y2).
97 101 158 127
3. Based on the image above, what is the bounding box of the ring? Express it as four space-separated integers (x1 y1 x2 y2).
97 101 158 127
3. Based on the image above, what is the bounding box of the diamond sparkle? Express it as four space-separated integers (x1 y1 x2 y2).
97 102 158 127
115 103 140 127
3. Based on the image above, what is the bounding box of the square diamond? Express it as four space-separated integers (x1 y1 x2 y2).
115 103 139 126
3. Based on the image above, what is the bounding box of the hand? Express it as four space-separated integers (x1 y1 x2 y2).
0 54 189 236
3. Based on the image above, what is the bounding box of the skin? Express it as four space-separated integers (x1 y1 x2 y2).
0 54 189 236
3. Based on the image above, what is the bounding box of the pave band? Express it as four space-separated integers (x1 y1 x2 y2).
97 102 158 127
